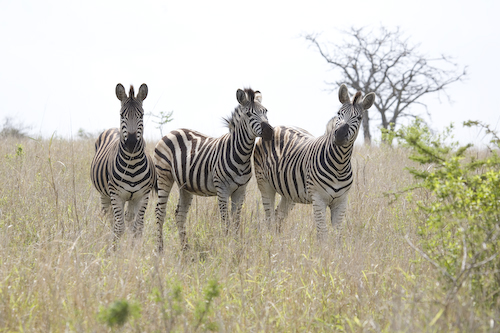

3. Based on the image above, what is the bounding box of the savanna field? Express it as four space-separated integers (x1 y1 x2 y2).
0 135 499 332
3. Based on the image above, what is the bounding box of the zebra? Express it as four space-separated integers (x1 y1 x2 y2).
90 83 156 247
154 88 273 252
253 84 375 240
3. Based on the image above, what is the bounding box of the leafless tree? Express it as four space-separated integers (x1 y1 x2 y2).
305 26 467 145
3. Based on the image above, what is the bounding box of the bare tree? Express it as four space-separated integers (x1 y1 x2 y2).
0 117 30 139
305 26 467 145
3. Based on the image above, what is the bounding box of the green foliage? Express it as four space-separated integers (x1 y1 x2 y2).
149 277 220 332
150 278 184 332
5 144 25 159
148 110 174 137
194 279 221 331
98 300 141 328
390 118 500 306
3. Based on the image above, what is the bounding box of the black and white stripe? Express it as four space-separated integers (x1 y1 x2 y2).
253 84 375 239
90 84 156 246
154 88 273 251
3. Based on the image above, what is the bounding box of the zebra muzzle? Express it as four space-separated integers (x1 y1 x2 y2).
334 123 350 146
124 134 139 153
261 121 274 141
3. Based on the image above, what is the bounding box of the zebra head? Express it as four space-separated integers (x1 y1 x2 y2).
115 83 148 153
235 88 273 141
331 84 375 147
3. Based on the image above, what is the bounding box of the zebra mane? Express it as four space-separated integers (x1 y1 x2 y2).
129 85 135 98
244 88 256 104
352 91 362 104
223 88 257 132
223 109 238 132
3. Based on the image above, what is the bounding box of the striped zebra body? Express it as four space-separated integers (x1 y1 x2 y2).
154 88 273 251
253 84 375 240
90 84 156 247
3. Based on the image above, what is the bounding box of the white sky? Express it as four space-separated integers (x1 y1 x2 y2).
1 0 499 145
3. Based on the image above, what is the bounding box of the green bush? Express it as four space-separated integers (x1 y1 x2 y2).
389 119 500 307
98 300 141 328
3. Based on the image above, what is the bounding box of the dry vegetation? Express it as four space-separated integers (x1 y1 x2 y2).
0 137 496 332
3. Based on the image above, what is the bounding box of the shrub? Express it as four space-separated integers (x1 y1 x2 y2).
389 119 500 308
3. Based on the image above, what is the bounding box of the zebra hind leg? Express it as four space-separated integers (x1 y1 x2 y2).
175 188 193 251
155 178 174 253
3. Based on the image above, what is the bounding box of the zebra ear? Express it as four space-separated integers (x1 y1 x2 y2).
116 84 127 102
362 92 375 110
236 89 248 105
254 91 262 103
137 84 148 102
339 84 350 104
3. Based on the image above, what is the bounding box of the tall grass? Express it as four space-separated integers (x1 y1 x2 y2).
0 137 495 331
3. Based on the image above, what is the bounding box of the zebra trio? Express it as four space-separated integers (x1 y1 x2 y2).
90 83 374 251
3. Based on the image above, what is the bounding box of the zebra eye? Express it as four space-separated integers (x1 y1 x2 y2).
357 115 362 121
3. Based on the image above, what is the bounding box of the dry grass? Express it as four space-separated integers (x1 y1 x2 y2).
0 137 496 332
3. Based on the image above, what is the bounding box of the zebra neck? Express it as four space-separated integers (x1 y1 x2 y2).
118 141 145 160
324 135 354 169
229 125 256 165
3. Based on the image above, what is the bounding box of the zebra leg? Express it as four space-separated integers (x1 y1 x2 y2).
329 193 348 228
110 194 126 249
275 196 295 232
312 195 328 242
131 192 151 238
216 189 231 234
230 185 247 233
175 188 193 251
99 195 112 221
155 177 174 253
256 179 276 229
124 202 133 230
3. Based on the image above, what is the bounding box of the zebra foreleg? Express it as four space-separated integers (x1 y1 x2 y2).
130 193 150 238
329 195 348 247
329 194 348 229
99 195 112 224
124 202 133 230
110 194 126 249
256 180 276 229
312 195 328 242
275 196 295 233
175 188 193 251
216 192 231 235
230 186 247 234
